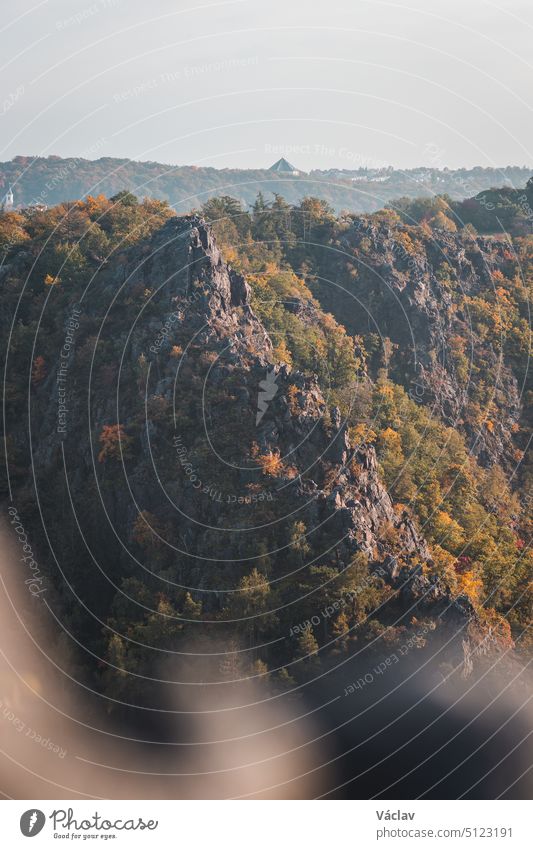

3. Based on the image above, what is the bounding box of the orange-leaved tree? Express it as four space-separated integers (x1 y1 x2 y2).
98 424 132 463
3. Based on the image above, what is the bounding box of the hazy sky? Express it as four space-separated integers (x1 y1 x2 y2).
1 0 532 170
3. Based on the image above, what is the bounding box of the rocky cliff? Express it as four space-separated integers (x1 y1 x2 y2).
305 215 525 469
3 210 509 706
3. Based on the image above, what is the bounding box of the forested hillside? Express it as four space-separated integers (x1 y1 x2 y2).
1 154 531 214
1 188 531 717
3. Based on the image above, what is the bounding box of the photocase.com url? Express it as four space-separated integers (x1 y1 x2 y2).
376 826 513 840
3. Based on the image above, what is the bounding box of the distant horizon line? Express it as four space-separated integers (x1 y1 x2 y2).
3 154 533 174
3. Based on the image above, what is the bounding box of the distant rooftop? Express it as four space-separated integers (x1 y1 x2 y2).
269 157 301 174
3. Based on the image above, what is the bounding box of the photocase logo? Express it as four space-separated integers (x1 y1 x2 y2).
20 809 46 837
256 368 279 425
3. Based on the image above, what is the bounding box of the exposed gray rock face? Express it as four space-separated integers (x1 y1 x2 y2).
134 216 272 358
308 217 523 468
5 215 469 642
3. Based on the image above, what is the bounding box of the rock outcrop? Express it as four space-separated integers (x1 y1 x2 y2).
2 214 478 695
308 216 523 468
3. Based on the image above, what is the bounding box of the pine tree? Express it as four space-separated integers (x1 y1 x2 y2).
331 612 350 652
182 591 202 619
295 624 320 666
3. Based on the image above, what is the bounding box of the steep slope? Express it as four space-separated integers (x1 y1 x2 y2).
1 207 488 709
200 194 532 651
305 214 527 469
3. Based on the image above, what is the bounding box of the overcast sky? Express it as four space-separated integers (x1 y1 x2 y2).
1 0 532 171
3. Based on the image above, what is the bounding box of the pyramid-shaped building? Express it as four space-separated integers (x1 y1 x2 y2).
268 157 302 176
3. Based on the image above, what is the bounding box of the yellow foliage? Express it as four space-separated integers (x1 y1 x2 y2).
274 339 293 366
457 569 484 604
380 426 402 447
287 384 300 414
0 211 29 251
377 383 394 400
350 423 377 444
431 510 465 551
467 609 514 657
429 211 457 232
395 231 416 254
83 194 110 217
253 447 297 479
431 544 456 572
256 450 284 476
222 246 239 266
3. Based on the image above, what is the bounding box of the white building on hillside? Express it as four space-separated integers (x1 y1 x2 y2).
1 186 14 211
